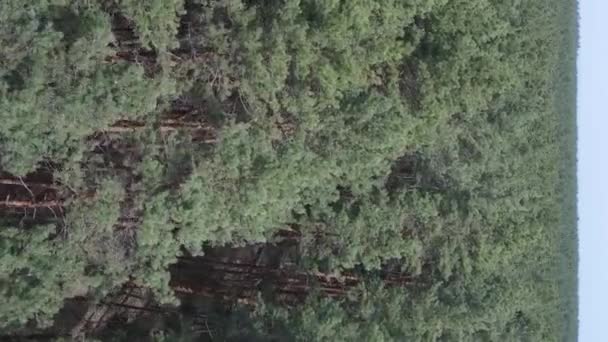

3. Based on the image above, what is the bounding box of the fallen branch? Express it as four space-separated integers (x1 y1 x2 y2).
0 179 57 190
90 119 219 144
1 200 62 208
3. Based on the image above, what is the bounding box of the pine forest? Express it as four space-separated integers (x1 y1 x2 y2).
0 0 578 341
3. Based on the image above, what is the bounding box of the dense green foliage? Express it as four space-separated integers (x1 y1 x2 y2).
0 178 125 328
0 1 176 175
0 0 577 340
220 283 555 341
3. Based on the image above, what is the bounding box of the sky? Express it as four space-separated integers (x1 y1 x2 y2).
577 0 608 341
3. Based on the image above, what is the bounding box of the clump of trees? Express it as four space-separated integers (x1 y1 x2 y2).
0 0 577 341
